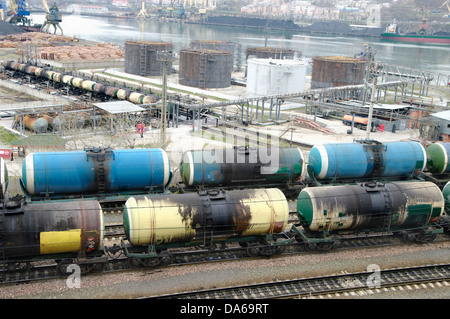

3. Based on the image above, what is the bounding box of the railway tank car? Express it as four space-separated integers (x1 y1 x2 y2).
179 146 306 190
307 140 426 182
0 157 8 199
2 61 159 105
295 181 444 243
426 142 450 175
21 147 172 199
0 199 106 273
122 188 290 266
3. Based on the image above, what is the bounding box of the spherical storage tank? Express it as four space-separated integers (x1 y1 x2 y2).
180 147 306 187
123 188 289 246
125 41 174 76
22 148 171 196
308 141 426 180
179 49 233 88
426 142 450 174
297 182 444 232
246 58 307 97
311 56 366 89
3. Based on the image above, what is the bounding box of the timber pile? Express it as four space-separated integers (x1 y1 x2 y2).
0 32 124 61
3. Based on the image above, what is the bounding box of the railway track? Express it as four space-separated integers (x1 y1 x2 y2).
148 263 450 299
1 229 447 286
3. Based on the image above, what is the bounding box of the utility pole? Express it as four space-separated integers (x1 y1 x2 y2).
157 51 175 146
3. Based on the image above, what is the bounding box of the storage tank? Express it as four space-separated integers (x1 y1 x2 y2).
190 40 235 60
22 148 171 196
1 200 104 257
16 115 48 133
180 147 306 187
123 188 289 246
179 48 233 88
308 140 426 180
246 58 307 97
443 181 450 213
426 143 450 174
311 56 366 89
245 46 298 60
297 181 444 232
0 157 8 197
124 41 174 76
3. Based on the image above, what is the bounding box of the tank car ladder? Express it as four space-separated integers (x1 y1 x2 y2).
85 147 113 195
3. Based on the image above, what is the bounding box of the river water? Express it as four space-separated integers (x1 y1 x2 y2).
31 13 450 76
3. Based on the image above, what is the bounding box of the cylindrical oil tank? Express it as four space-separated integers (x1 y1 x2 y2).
311 56 366 89
62 74 74 85
52 72 63 83
297 182 444 232
0 200 104 258
443 181 450 213
124 41 174 76
142 95 158 104
22 148 171 196
308 141 426 180
245 47 298 60
123 188 289 246
17 114 48 133
116 88 130 100
246 58 307 97
179 49 233 88
128 92 145 104
0 157 8 197
180 147 306 187
81 80 96 91
72 77 84 88
191 40 235 60
105 86 119 98
426 143 450 174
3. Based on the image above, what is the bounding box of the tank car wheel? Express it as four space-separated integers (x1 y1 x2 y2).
246 243 261 257
56 259 72 275
304 243 317 251
402 232 416 243
127 257 142 268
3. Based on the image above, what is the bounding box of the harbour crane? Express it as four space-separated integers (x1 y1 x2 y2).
7 0 30 25
441 1 450 18
40 1 63 35
137 0 149 19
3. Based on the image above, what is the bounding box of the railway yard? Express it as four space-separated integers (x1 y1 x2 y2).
0 28 449 302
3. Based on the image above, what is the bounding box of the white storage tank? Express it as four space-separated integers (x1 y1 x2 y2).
246 58 307 97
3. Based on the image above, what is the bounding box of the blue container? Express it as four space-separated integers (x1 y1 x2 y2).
308 141 426 180
22 148 171 196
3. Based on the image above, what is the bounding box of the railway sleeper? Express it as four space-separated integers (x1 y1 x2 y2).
56 256 109 276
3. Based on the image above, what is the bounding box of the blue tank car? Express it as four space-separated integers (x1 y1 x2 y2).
308 140 426 180
22 147 171 197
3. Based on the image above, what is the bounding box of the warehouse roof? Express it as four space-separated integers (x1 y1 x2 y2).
431 110 450 121
92 101 146 114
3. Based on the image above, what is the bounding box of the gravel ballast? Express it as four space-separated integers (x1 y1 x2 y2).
1 241 449 299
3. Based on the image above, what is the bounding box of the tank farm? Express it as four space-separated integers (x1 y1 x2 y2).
0 50 449 288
